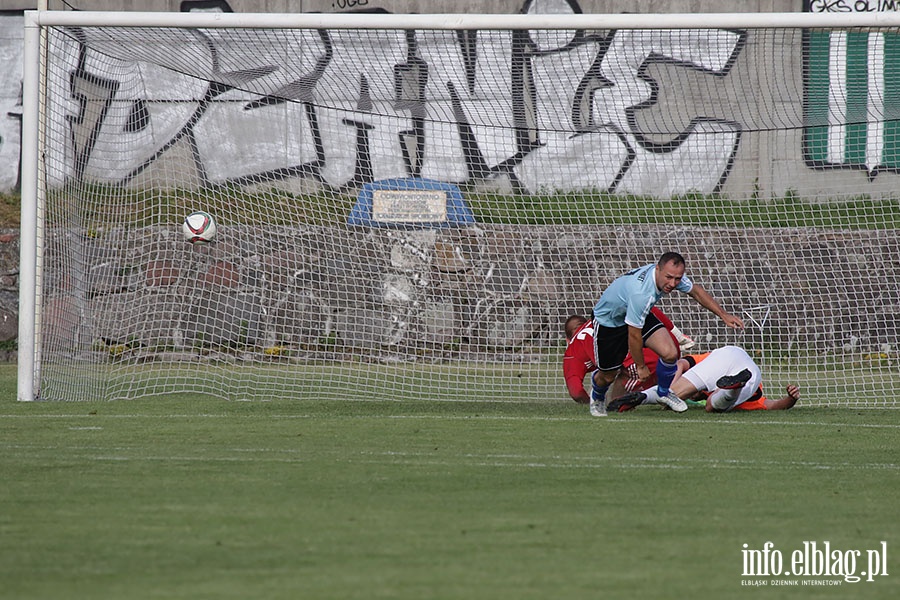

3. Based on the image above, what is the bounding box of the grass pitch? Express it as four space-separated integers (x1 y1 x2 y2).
0 364 897 599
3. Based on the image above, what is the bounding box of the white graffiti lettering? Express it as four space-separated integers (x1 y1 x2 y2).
2 6 747 197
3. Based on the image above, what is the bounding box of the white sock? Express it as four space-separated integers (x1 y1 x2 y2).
641 387 660 405
708 389 739 411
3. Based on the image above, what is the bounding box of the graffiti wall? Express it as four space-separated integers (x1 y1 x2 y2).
3 0 900 196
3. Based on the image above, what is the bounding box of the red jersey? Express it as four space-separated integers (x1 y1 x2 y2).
563 308 677 400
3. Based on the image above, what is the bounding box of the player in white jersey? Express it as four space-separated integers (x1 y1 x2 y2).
680 346 761 411
589 252 744 416
629 345 799 412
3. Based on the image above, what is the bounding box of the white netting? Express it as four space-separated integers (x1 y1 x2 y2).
26 16 900 406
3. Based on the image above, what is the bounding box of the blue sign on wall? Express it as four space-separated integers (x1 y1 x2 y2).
348 178 476 228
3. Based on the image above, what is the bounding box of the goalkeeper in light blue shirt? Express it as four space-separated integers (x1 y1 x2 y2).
588 251 744 416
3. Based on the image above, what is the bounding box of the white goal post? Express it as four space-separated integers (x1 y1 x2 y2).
19 9 900 406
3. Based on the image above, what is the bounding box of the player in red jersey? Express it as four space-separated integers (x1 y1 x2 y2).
563 308 691 413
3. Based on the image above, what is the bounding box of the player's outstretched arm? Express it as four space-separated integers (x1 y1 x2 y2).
672 358 692 384
570 388 590 404
564 372 590 404
765 385 800 410
628 325 651 382
687 284 745 330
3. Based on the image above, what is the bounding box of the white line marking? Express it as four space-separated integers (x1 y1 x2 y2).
361 450 900 471
2 413 900 428
1 445 896 472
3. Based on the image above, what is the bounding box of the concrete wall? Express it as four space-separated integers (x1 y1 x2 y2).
1 0 800 194
7 0 900 199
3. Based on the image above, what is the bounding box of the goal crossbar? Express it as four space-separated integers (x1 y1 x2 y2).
25 10 900 31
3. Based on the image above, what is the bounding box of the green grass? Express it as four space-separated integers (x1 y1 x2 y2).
0 363 898 599
12 186 900 230
466 191 900 228
0 192 20 227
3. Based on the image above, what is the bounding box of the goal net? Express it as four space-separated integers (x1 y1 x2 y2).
19 10 900 407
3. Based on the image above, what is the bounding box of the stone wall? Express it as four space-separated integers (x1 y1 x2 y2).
0 231 19 361
23 223 900 365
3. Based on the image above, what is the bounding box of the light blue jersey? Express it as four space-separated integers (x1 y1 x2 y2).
592 263 693 328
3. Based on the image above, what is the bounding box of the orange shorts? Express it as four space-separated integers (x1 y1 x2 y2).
732 397 767 411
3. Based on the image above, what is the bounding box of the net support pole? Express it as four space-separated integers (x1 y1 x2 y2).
18 12 41 401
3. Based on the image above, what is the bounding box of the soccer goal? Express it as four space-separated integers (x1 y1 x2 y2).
18 9 900 406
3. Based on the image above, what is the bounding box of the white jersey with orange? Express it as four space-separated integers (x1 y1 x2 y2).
681 345 762 411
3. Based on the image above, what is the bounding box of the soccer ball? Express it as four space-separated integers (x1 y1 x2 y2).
182 211 217 244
